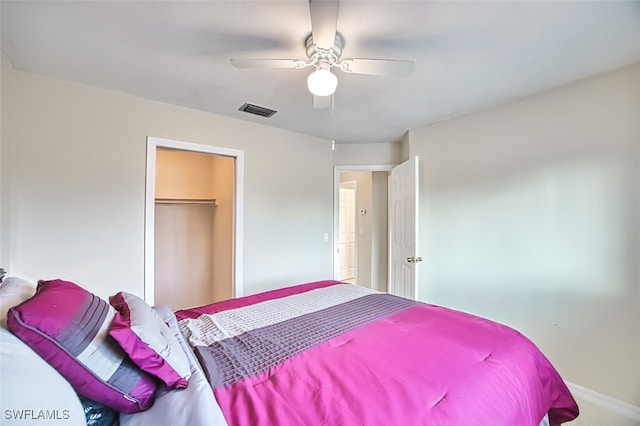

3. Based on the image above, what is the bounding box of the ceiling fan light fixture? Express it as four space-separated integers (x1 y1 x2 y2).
307 68 338 97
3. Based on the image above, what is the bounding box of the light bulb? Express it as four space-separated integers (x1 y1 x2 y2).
307 68 338 97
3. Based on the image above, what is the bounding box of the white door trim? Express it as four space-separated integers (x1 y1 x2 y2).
333 165 394 282
145 136 244 305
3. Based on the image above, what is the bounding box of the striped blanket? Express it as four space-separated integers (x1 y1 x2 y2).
176 280 578 426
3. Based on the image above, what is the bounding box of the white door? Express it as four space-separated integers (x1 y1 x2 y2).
338 183 356 282
388 156 420 299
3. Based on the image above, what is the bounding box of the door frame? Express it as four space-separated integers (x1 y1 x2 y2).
333 165 394 284
145 136 244 305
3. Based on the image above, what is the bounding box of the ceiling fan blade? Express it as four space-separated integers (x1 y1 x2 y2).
230 58 306 69
338 59 415 77
313 95 332 109
309 0 339 50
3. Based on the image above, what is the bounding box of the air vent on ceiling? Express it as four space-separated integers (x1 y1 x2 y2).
238 102 277 118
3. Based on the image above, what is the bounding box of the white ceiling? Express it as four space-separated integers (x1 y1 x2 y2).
2 1 640 144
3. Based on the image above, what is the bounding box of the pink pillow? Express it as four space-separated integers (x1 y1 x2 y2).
109 292 191 389
7 279 158 413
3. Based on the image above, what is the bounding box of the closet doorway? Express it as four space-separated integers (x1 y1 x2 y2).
145 137 244 310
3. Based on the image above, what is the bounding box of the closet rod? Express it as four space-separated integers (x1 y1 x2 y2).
155 198 217 205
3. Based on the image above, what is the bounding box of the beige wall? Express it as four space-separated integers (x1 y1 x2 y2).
333 142 403 166
371 171 389 292
1 63 334 300
154 202 215 310
409 63 640 405
399 131 411 163
210 154 235 301
155 149 216 200
1 53 14 270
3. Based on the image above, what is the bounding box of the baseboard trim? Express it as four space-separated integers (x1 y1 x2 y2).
565 381 640 421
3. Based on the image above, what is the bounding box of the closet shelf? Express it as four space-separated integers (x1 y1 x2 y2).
155 198 217 205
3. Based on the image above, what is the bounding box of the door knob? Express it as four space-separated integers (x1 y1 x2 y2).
407 256 423 263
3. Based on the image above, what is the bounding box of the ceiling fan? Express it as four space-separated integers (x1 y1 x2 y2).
230 0 415 108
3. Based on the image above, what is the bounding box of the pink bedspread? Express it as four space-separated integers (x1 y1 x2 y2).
176 280 578 426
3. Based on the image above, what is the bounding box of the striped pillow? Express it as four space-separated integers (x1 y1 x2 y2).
109 292 191 389
7 279 158 413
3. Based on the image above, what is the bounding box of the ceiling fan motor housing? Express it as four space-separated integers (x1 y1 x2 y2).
305 32 344 68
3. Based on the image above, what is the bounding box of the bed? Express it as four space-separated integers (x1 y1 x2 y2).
2 277 579 426
134 280 577 426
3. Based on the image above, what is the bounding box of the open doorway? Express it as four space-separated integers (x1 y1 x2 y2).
145 137 244 308
334 166 392 291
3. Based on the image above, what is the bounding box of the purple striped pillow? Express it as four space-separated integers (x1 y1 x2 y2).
109 292 191 389
7 279 158 413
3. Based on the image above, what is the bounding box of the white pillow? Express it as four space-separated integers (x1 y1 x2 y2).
0 327 86 425
0 277 36 329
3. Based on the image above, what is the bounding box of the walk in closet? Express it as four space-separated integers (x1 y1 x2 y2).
154 148 235 310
